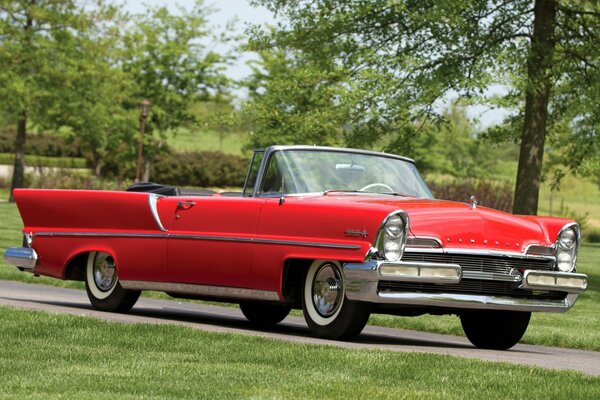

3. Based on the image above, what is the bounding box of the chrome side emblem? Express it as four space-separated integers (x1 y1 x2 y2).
344 229 368 238
470 195 478 209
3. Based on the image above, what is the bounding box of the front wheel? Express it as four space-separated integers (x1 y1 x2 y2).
302 260 370 340
85 251 140 312
460 310 531 350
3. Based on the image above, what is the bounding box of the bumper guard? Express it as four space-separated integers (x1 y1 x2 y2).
343 259 587 313
4 247 38 270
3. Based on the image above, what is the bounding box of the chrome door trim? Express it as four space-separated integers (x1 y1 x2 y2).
32 231 362 250
148 194 167 232
120 280 281 301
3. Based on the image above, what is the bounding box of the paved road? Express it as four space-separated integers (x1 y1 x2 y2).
1 280 598 376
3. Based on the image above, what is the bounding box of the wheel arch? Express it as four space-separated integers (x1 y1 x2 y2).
63 246 119 281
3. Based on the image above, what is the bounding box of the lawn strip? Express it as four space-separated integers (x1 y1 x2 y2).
0 306 598 400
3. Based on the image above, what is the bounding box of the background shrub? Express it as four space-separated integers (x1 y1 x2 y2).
0 129 83 157
26 169 125 191
429 179 514 212
151 151 248 188
586 228 600 243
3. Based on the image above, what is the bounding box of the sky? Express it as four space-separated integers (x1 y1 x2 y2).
123 0 508 127
123 0 275 81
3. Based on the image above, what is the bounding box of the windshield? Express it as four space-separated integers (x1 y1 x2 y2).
259 149 433 198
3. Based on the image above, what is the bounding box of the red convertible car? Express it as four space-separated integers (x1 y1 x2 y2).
4 145 588 349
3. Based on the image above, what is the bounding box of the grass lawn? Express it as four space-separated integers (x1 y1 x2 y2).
166 127 250 156
0 306 598 400
0 202 598 351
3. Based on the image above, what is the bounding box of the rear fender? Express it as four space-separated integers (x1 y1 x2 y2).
63 245 118 281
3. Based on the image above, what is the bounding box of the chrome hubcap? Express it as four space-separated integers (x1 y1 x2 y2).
93 253 117 292
312 263 343 317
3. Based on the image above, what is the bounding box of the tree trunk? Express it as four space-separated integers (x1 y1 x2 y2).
513 0 557 215
93 151 102 177
9 113 27 203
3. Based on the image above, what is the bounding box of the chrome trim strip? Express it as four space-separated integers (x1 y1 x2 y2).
254 238 360 249
32 231 361 250
369 290 578 313
404 246 556 260
406 236 442 249
120 280 280 301
525 244 555 257
3 247 38 270
148 194 167 232
171 235 361 249
35 232 165 238
462 270 522 283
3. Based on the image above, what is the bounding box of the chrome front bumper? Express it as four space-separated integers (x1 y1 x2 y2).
4 247 38 270
344 260 588 313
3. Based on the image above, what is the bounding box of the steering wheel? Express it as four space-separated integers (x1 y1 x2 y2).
359 183 395 193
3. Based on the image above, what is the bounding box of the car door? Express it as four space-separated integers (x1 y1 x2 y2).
161 196 265 287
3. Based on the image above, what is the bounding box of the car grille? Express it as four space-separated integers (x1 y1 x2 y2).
401 252 555 275
378 252 564 300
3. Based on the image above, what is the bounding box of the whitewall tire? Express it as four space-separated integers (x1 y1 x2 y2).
85 251 140 312
302 260 370 340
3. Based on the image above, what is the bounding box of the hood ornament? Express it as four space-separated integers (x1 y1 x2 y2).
470 195 478 209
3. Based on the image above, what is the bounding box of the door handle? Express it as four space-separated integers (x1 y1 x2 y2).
176 201 196 210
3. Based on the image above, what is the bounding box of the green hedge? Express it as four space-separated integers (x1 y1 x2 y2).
151 151 248 188
0 129 83 158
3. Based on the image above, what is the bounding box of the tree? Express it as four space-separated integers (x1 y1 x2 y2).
119 0 232 177
251 0 600 214
0 0 118 200
240 46 352 149
407 103 497 179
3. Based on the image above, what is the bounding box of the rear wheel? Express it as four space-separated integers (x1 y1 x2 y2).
460 310 531 350
302 260 370 340
239 302 291 325
85 251 140 312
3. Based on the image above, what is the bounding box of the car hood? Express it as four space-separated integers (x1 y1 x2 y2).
300 194 551 253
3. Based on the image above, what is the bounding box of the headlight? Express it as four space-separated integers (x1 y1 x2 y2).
556 252 573 272
385 215 404 239
375 211 409 262
384 240 401 261
558 228 576 250
554 224 580 273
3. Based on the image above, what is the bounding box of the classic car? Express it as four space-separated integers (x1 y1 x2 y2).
4 145 588 350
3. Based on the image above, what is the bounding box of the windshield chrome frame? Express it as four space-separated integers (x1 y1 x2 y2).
250 145 429 199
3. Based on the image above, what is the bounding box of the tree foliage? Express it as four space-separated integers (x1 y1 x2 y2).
0 0 232 193
250 0 599 214
240 46 351 149
0 0 119 199
122 1 231 134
